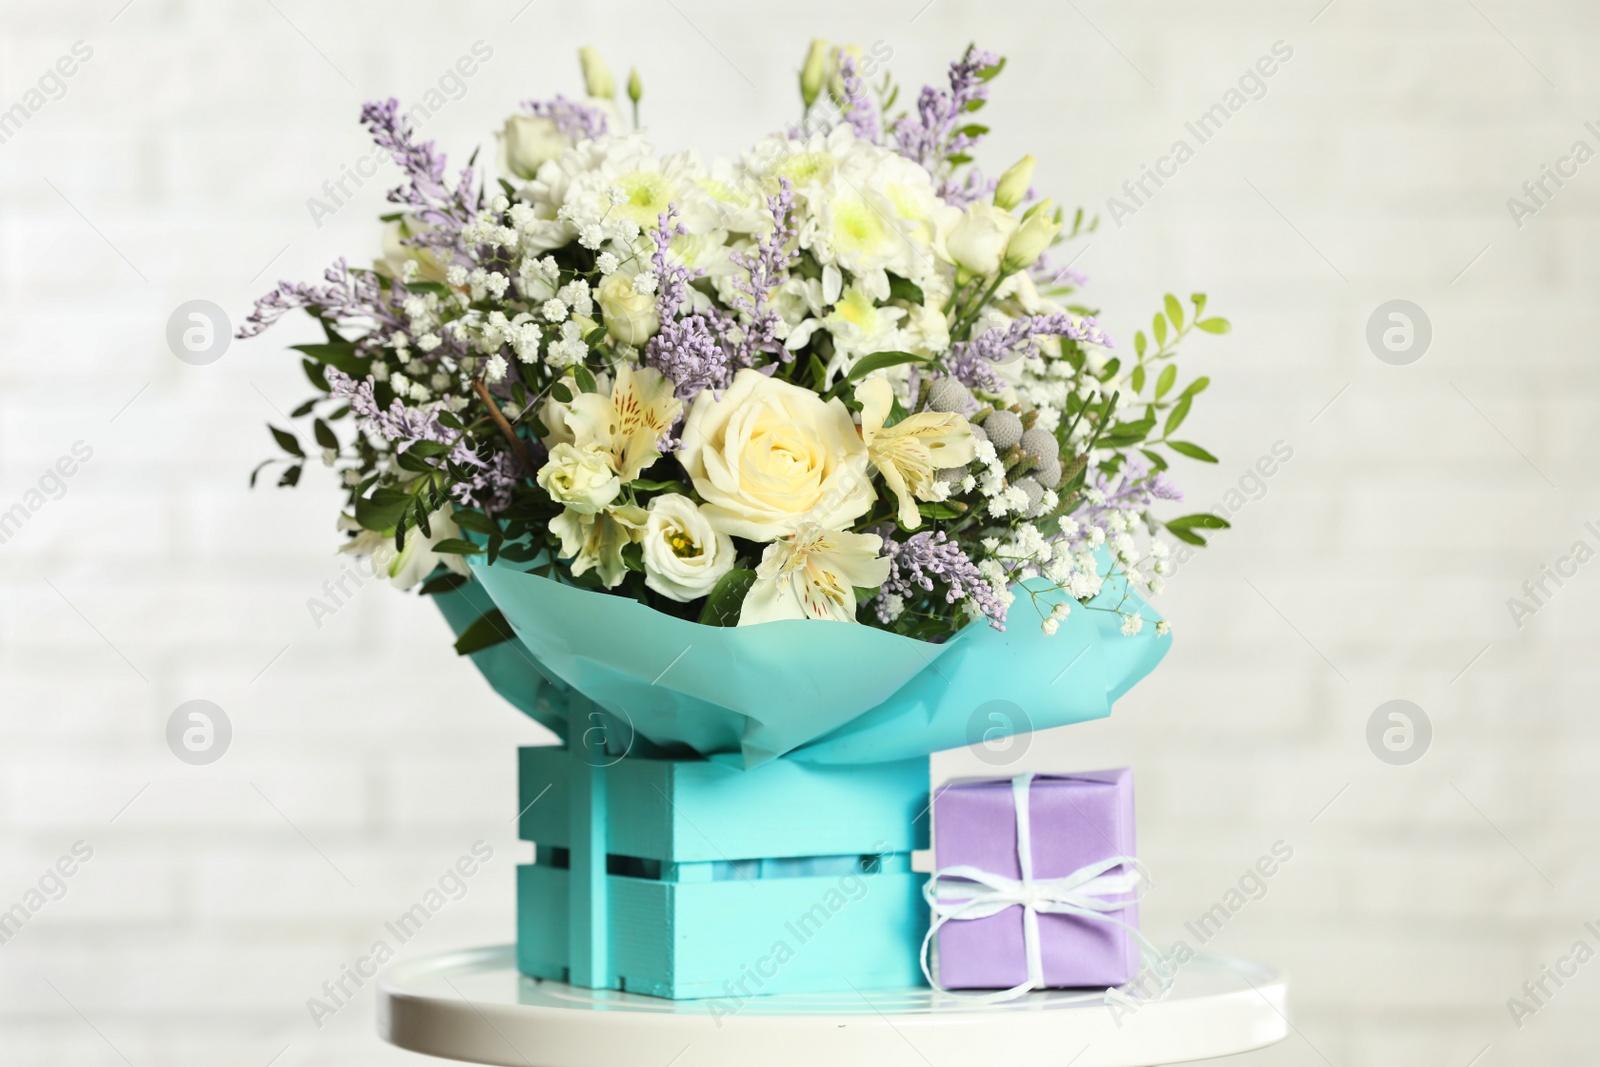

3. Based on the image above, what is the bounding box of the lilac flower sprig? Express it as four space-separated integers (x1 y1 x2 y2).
726 178 799 365
522 94 610 142
875 530 1008 631
836 54 881 144
890 45 1000 200
237 259 399 340
947 314 1113 393
326 368 517 510
359 99 478 242
642 206 739 400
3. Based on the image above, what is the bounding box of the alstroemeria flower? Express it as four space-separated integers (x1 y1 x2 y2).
566 363 682 482
740 523 891 625
550 504 648 589
855 376 978 530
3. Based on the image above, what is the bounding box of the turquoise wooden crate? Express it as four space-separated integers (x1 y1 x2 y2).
516 732 930 1000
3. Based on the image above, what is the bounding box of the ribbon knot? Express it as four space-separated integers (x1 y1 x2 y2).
920 772 1170 1004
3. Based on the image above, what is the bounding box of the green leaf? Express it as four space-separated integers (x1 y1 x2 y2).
395 449 437 474
1130 365 1145 393
290 342 370 377
312 418 338 451
269 425 304 458
843 350 931 384
886 273 925 305
1134 331 1147 359
1191 292 1208 318
301 359 330 392
550 382 573 403
1179 375 1210 399
915 501 965 521
584 327 607 347
413 500 432 537
1167 526 1207 546
956 124 990 138
1196 317 1231 334
945 153 973 165
355 487 411 531
454 609 515 655
419 572 470 596
1167 440 1219 463
572 365 598 393
1163 396 1191 436
450 510 496 535
698 568 756 627
1164 293 1184 331
1166 512 1231 531
248 459 274 488
1154 364 1177 400
277 464 302 487
408 440 450 459
1152 312 1168 348
626 479 686 492
431 538 485 556
1140 448 1168 472
291 398 318 418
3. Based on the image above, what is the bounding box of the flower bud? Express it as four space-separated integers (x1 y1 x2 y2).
942 201 1019 277
800 39 828 109
578 46 615 100
993 154 1035 211
627 67 643 105
1002 198 1060 274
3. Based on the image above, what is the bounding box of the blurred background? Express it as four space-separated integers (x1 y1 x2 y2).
2 0 1596 1063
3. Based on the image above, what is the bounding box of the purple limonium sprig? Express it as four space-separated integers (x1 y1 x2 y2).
876 530 1008 631
890 45 999 193
1031 253 1089 291
726 178 799 364
326 368 517 509
946 313 1113 392
642 206 738 400
359 100 478 243
836 54 880 144
237 258 401 340
522 93 610 143
1059 460 1181 556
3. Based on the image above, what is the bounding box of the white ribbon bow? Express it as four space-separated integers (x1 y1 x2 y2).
920 772 1171 1003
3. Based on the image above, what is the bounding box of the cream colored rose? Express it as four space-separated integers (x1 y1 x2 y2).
677 368 875 541
595 272 661 346
641 494 736 601
942 201 1018 277
536 442 620 514
501 114 570 180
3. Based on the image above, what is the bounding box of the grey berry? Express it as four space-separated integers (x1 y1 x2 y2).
1013 476 1044 512
926 377 971 414
984 410 1023 450
938 465 967 484
1021 426 1058 463
1034 455 1062 489
968 422 989 445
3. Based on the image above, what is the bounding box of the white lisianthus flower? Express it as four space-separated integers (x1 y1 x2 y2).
942 201 1019 277
551 504 647 589
595 270 661 345
376 218 448 285
677 368 875 541
855 376 977 529
739 523 891 625
342 505 471 591
641 494 736 601
537 443 622 514
501 114 571 180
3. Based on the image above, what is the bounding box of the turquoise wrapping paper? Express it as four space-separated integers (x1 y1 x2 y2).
435 555 1171 767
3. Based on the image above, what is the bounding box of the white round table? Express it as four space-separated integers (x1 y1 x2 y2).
377 946 1288 1066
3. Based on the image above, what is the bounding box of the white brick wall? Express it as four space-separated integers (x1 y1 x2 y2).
2 0 1595 1062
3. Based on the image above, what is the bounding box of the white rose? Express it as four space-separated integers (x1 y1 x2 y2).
677 368 875 541
595 271 661 345
536 442 620 514
641 494 736 601
941 201 1019 277
501 114 570 180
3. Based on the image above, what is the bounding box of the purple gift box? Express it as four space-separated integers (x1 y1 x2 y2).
930 769 1140 990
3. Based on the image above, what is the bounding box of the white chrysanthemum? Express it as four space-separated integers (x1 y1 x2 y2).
561 136 719 238
821 284 906 377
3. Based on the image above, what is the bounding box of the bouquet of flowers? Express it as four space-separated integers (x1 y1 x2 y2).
241 41 1229 764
